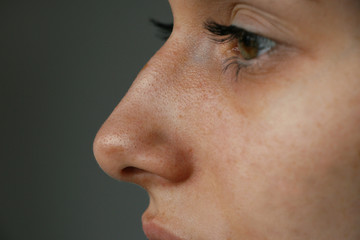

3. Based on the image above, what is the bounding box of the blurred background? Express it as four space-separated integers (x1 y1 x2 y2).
1 1 172 239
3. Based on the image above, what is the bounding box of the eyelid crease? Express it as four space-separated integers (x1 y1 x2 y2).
231 4 300 46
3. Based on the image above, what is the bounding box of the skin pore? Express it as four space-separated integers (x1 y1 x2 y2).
93 0 360 239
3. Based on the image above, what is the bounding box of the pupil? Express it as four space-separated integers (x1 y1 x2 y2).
243 33 258 48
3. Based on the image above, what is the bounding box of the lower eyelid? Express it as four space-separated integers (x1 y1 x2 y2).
224 44 292 79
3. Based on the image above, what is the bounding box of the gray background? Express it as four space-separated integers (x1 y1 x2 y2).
1 1 172 239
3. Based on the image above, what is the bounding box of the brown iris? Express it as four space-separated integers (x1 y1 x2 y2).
238 32 260 60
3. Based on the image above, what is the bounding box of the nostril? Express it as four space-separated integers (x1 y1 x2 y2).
121 166 146 177
121 167 153 184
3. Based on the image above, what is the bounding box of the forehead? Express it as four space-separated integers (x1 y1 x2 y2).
167 0 360 28
167 0 320 20
168 0 319 8
167 0 322 32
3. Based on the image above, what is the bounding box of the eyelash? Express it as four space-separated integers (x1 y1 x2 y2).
150 19 276 80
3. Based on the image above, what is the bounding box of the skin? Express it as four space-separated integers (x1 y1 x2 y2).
93 0 360 239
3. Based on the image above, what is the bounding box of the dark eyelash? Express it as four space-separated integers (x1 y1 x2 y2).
204 20 253 79
150 19 173 41
203 20 247 43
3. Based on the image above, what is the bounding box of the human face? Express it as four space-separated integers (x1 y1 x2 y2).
93 0 360 239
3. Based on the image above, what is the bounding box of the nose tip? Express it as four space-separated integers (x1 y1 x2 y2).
93 114 193 185
93 131 131 180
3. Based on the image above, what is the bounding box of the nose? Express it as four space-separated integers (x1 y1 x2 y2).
93 49 194 187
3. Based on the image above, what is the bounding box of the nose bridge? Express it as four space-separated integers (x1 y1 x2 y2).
93 42 194 185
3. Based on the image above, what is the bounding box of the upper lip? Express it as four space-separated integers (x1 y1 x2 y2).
142 218 184 240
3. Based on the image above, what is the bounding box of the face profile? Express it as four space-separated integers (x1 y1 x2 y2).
93 1 360 239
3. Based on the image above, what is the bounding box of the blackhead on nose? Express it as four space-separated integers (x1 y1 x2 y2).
93 54 194 187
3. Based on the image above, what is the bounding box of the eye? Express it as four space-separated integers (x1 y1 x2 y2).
204 20 276 61
237 31 276 60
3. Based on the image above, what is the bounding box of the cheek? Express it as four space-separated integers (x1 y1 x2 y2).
210 113 360 238
207 62 360 237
